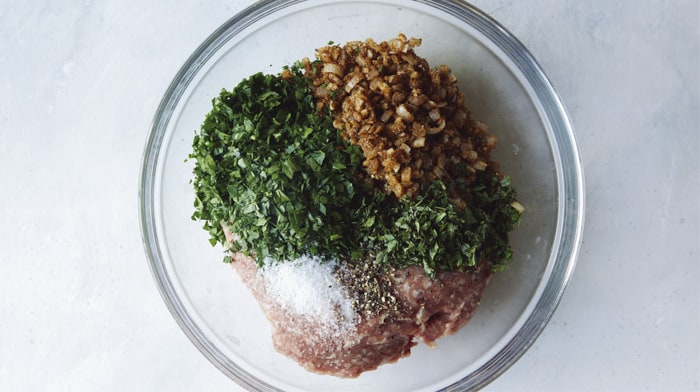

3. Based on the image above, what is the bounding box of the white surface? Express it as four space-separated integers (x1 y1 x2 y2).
0 0 697 391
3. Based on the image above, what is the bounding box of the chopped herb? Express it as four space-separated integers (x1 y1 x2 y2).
190 68 366 262
190 65 522 277
354 175 522 275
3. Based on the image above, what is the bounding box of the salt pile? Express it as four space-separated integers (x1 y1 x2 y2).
260 255 357 337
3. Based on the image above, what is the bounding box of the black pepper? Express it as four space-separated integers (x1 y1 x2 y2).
335 257 400 317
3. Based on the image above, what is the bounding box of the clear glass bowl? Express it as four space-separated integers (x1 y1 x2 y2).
139 1 585 390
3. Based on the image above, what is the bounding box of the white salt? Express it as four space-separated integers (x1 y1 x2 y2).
260 255 357 337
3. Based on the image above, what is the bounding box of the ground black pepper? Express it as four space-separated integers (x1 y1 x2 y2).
335 257 400 317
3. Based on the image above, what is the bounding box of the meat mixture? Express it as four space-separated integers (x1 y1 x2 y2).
227 35 503 377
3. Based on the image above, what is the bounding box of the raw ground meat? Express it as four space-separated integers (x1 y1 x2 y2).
230 252 491 378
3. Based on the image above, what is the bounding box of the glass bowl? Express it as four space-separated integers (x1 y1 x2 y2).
139 0 585 390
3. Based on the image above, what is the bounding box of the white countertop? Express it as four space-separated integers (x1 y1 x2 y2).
1 1 698 391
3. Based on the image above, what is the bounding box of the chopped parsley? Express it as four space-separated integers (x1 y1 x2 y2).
189 67 522 276
190 70 366 261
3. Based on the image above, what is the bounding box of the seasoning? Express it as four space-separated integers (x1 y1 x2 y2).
336 257 400 317
260 255 357 337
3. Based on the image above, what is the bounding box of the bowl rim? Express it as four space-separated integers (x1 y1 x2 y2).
139 0 585 390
